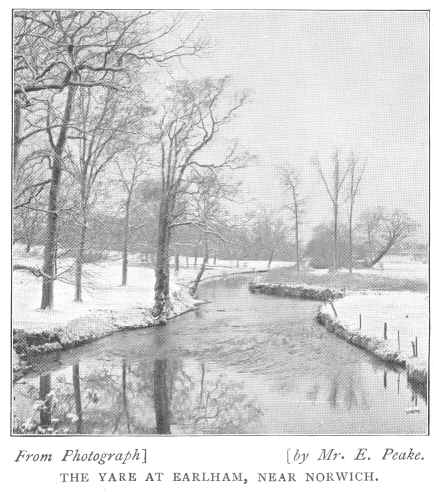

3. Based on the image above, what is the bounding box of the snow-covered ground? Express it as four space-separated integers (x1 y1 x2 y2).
324 291 428 362
12 244 292 337
311 256 428 283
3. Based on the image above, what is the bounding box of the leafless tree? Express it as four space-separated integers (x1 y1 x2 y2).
115 151 151 286
281 167 306 272
250 210 287 268
65 86 140 301
313 150 349 271
186 168 239 296
151 77 249 319
346 152 366 272
365 209 417 267
13 10 206 309
358 206 385 264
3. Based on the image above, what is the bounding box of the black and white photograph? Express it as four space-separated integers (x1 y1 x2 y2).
12 9 428 436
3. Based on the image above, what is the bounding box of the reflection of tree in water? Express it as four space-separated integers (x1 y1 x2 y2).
14 360 153 434
153 359 170 434
139 358 263 434
168 361 263 434
15 358 262 435
305 373 369 411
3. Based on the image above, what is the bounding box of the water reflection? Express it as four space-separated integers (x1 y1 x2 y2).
13 276 427 435
153 359 170 434
14 357 263 435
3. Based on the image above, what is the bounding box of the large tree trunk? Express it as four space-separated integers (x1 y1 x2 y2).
40 85 76 309
190 239 208 296
121 197 131 286
153 359 170 434
13 98 21 173
153 195 171 319
74 219 87 302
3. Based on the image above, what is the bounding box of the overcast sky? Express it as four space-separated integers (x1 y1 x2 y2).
175 10 428 240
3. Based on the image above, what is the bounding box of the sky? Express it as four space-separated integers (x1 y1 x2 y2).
170 10 429 241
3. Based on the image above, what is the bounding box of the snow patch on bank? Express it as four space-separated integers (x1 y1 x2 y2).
318 292 428 384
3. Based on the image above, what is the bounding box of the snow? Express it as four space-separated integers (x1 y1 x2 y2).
311 256 428 282
324 291 428 362
13 245 292 338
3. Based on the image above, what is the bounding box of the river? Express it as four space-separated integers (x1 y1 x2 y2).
13 275 427 434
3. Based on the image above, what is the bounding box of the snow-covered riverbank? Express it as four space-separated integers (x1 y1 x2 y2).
317 292 428 384
254 256 428 385
12 245 292 377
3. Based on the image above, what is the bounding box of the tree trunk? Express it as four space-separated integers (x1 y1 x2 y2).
174 251 179 273
13 98 21 173
267 249 274 269
333 202 338 271
368 239 395 267
153 359 170 434
153 195 170 319
74 219 87 302
190 239 208 296
294 205 300 273
121 197 131 286
72 363 83 434
348 203 354 273
121 359 131 433
40 85 76 309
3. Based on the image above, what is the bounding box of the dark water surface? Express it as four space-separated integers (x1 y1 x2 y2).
13 276 427 434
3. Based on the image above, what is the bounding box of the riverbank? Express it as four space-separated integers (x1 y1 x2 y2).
253 258 428 386
13 245 290 379
248 281 344 301
317 296 428 385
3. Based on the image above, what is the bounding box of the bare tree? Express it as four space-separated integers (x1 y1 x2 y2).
250 210 287 268
313 150 349 271
186 168 239 296
152 77 248 319
13 10 205 309
281 167 306 272
115 152 151 286
358 206 385 264
365 209 417 267
65 86 138 302
346 152 365 272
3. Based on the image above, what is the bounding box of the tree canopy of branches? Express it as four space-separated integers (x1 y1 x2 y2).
13 10 205 309
151 76 249 319
281 167 306 272
361 208 418 267
313 150 349 272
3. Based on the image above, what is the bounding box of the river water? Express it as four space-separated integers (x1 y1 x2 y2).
13 275 427 435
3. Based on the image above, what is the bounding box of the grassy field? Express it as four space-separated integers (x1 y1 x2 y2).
261 267 428 292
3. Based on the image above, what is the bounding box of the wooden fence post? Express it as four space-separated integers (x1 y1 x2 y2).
359 313 362 332
397 330 400 352
383 322 388 340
